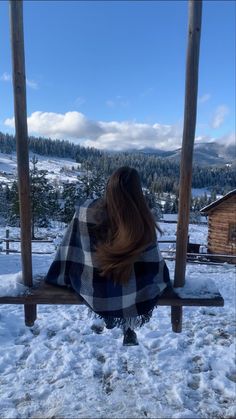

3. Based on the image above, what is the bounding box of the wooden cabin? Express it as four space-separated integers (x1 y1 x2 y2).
200 190 236 263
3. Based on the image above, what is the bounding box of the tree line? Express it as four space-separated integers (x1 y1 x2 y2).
0 132 234 195
0 156 219 237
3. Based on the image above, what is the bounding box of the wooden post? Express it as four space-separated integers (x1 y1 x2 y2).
171 0 202 332
9 0 37 327
6 229 10 255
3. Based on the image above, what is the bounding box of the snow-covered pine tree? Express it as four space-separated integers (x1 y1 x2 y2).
78 163 107 201
144 190 163 221
0 184 11 223
164 194 172 214
61 182 80 224
8 181 20 226
171 196 179 213
30 155 52 238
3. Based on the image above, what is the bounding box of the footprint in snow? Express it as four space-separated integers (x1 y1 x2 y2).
91 323 104 334
16 348 31 367
19 348 31 361
213 329 232 346
47 329 57 339
96 353 106 364
30 325 40 336
189 355 211 374
226 371 236 383
187 374 201 390
90 319 105 334
102 371 113 395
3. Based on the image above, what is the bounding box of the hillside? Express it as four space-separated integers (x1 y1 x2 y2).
140 142 235 167
0 133 235 196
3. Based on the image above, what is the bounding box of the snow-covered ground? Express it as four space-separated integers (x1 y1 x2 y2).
191 188 223 200
0 152 81 185
1 152 223 200
0 223 235 419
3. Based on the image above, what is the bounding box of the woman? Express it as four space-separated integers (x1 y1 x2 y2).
46 167 172 345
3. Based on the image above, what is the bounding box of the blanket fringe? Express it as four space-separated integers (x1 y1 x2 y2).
92 307 156 329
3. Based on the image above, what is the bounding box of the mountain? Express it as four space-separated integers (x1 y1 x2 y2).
136 142 235 166
0 131 234 167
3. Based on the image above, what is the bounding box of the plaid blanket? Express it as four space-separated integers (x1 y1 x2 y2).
45 199 171 326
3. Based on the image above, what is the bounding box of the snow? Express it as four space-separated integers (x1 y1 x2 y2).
162 214 208 225
0 154 17 174
159 222 208 250
175 276 222 298
0 223 235 419
163 214 178 222
0 273 27 297
0 152 81 185
191 188 211 198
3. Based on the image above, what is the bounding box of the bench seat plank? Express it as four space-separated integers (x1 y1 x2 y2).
0 279 224 307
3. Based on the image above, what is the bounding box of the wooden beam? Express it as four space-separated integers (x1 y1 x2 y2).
9 0 36 326
172 0 202 332
24 304 37 327
0 281 224 307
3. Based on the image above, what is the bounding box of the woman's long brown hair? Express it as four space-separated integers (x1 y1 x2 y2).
95 166 160 284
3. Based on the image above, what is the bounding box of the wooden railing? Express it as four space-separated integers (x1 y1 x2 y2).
1 229 235 265
0 229 55 255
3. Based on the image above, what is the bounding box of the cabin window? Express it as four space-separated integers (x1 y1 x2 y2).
228 223 236 243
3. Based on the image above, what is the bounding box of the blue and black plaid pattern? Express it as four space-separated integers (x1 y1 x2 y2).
45 199 170 319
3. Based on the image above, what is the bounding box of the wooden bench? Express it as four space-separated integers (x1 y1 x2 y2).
0 277 224 330
0 280 224 307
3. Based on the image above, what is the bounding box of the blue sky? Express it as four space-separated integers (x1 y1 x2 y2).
0 0 235 151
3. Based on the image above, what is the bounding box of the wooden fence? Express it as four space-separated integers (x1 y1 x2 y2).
0 229 55 255
0 229 235 264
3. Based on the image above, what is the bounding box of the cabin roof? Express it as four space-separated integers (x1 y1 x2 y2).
200 189 236 214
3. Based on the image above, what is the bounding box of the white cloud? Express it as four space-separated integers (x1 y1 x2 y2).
198 93 211 104
0 72 11 82
26 79 38 90
216 132 235 146
0 72 38 89
212 105 229 128
5 111 183 151
105 96 129 109
5 110 234 152
194 132 235 147
75 96 85 107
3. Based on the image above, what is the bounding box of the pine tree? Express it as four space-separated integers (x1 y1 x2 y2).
61 182 80 223
164 194 172 214
171 196 179 213
30 155 51 238
8 181 20 226
78 165 106 201
0 184 10 222
144 190 163 220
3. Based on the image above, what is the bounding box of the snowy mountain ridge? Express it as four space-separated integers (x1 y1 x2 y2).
136 141 235 166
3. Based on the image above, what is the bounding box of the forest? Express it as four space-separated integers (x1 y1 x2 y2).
0 132 234 194
0 132 235 234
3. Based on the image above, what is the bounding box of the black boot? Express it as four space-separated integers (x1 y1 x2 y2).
123 328 139 346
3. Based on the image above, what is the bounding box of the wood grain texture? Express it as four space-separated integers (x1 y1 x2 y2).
174 0 202 286
9 0 36 326
0 281 224 307
9 0 32 286
207 202 236 257
172 0 202 333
